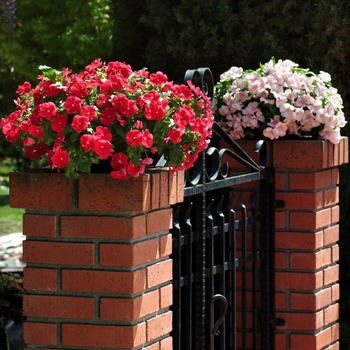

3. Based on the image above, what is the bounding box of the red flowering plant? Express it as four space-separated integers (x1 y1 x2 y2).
0 59 213 179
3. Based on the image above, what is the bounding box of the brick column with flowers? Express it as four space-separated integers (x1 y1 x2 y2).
236 137 348 350
10 169 183 350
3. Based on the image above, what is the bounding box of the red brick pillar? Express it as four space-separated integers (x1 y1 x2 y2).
10 169 184 350
272 138 348 350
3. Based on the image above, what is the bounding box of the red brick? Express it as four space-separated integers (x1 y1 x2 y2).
290 248 331 270
22 241 94 265
273 139 328 169
324 303 339 326
147 259 173 288
331 323 340 342
331 206 340 224
100 290 159 321
324 187 339 207
327 342 340 350
290 170 331 190
23 214 56 237
23 267 57 291
275 292 286 310
61 323 146 348
290 288 332 311
328 141 339 167
275 271 323 290
160 337 173 350
332 283 340 302
23 295 94 319
149 169 160 209
24 322 57 346
290 208 332 230
175 171 185 204
331 168 339 185
147 311 172 342
60 215 146 239
100 237 159 267
276 310 323 330
160 234 172 257
144 342 160 350
332 244 339 263
275 231 323 250
275 191 323 210
324 264 339 286
275 212 285 229
274 172 285 190
78 173 151 212
62 269 146 294
324 225 339 246
147 209 172 235
275 252 286 269
275 333 286 350
10 171 75 210
160 284 173 309
291 326 332 349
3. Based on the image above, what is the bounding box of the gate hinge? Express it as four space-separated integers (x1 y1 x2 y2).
274 318 285 327
275 200 285 208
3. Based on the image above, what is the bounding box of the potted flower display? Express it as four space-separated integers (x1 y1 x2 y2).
0 59 213 179
214 57 346 144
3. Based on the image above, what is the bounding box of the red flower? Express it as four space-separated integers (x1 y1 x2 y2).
81 105 97 121
24 142 50 160
150 71 168 86
68 82 89 99
42 81 61 97
63 96 82 114
94 139 114 159
2 123 20 144
39 102 58 120
53 132 65 151
141 129 153 148
100 107 116 126
71 115 89 133
144 100 167 121
127 157 153 177
28 125 44 140
16 82 31 95
171 84 193 101
94 126 112 141
51 149 70 168
165 128 184 145
126 129 143 147
96 93 110 108
111 152 128 170
111 169 128 180
112 94 139 118
80 134 95 152
51 114 68 133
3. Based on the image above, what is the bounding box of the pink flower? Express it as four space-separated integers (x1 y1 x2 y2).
51 149 70 168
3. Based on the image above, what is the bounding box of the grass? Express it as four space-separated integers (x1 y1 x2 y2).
0 159 25 236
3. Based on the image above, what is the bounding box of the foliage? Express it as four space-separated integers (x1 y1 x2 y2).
0 272 24 328
0 59 213 179
214 58 346 143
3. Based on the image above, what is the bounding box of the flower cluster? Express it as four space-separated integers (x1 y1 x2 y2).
1 59 213 179
214 58 346 144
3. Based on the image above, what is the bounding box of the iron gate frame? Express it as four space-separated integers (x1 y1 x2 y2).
170 68 275 350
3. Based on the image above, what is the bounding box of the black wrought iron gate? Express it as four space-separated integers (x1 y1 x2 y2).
171 69 275 350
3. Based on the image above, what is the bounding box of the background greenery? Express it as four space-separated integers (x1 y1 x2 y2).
1 0 350 347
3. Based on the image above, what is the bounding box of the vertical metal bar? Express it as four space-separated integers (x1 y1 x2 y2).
228 194 237 350
185 204 193 350
194 151 206 350
260 168 275 350
249 191 258 350
172 207 182 350
239 192 247 349
217 196 226 350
